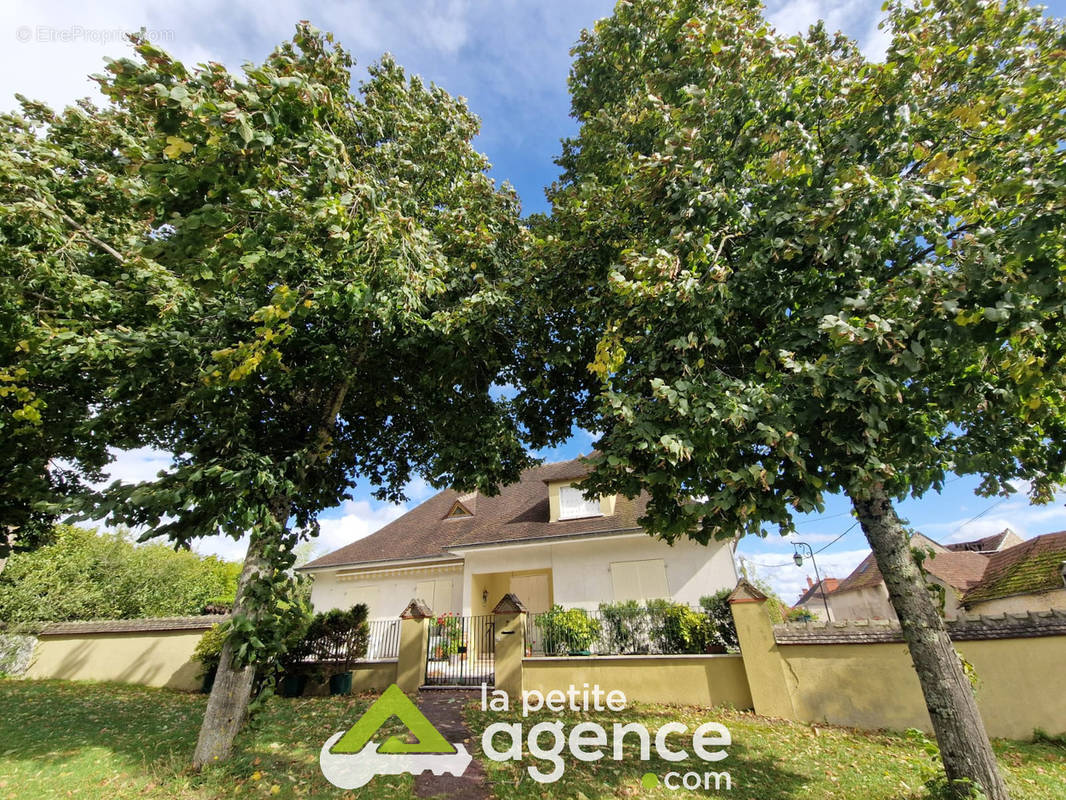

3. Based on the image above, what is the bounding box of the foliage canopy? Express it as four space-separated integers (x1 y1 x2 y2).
522 0 1066 544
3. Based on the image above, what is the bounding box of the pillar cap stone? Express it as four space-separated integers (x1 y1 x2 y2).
400 598 434 619
492 593 527 614
728 579 768 604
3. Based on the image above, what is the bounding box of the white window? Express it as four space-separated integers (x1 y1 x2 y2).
558 485 602 520
610 559 669 602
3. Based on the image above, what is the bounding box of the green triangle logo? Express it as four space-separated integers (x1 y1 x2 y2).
329 684 456 755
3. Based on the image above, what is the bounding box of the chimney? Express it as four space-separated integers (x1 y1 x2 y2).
806 576 814 589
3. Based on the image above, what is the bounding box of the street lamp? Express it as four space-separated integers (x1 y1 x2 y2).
793 541 832 620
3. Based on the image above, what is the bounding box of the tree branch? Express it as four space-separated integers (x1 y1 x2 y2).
60 213 126 265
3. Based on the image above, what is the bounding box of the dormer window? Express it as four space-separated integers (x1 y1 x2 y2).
445 500 473 519
558 485 602 520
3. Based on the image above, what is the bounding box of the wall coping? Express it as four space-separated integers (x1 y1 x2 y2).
774 608 1066 645
38 615 229 637
524 653 743 662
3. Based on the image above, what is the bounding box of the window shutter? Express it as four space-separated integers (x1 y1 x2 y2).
610 559 668 602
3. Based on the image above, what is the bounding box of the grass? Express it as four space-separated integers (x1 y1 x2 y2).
1 679 1063 800
0 679 411 799
465 700 1066 800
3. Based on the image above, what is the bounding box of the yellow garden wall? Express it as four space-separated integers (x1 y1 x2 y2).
304 659 399 696
730 584 1066 741
523 654 753 710
350 660 397 692
26 630 207 691
767 637 1066 740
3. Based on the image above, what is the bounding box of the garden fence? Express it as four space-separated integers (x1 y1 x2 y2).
526 602 730 657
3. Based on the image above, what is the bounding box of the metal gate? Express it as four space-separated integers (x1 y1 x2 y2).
424 614 495 686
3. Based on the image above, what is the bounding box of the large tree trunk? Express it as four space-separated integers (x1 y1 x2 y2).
191 381 348 769
191 523 277 769
0 531 15 577
851 484 1009 800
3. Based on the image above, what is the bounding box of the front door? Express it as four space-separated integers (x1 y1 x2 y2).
509 573 550 613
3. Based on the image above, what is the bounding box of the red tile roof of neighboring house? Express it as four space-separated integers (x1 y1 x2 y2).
962 530 1066 606
299 457 650 570
795 577 839 607
834 533 989 595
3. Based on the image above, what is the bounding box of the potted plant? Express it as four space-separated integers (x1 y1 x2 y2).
434 613 464 661
536 606 600 656
281 603 369 696
329 670 353 695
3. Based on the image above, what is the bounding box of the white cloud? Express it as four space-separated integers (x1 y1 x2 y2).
313 499 408 558
96 446 173 486
403 476 436 504
192 498 409 563
738 547 869 603
765 0 890 59
917 492 1066 543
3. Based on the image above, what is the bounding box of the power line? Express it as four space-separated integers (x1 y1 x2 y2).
741 520 861 569
943 496 1010 540
794 510 851 526
811 520 860 554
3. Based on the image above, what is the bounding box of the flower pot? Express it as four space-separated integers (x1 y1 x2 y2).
279 673 308 698
329 671 353 696
704 644 727 654
201 667 217 694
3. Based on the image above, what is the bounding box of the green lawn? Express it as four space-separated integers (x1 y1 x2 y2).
0 680 1063 800
464 701 1066 800
0 679 411 799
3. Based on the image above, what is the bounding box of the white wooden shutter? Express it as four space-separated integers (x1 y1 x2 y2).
610 559 669 602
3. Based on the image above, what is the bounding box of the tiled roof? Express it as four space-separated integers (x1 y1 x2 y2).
39 615 228 636
300 457 650 570
834 533 988 594
946 528 1023 553
962 530 1066 605
795 578 839 607
773 609 1066 645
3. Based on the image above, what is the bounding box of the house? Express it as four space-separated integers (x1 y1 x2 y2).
829 532 999 620
298 457 738 621
945 529 1024 554
961 530 1066 615
793 576 839 621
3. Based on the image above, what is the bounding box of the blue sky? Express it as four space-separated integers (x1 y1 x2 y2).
4 0 1065 599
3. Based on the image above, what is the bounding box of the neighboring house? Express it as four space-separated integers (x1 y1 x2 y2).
961 531 1066 615
793 576 839 621
298 457 738 622
829 533 996 620
945 529 1024 554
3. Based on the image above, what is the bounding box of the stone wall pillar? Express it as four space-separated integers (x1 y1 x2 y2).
492 593 527 702
396 598 433 693
729 580 796 719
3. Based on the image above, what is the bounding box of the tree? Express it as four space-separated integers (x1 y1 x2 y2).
523 1 1065 797
7 26 531 766
0 98 163 571
0 525 240 624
